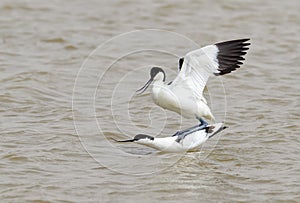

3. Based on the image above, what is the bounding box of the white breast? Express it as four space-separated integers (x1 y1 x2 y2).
151 81 210 119
152 82 181 112
123 123 226 153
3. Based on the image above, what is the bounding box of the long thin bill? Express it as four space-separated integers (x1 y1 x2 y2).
136 79 152 95
111 137 135 142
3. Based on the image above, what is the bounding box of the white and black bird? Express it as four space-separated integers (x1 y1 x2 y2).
114 123 226 153
136 39 250 137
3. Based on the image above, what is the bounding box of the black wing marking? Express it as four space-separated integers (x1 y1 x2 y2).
170 57 184 85
208 126 227 139
178 57 184 71
215 39 250 75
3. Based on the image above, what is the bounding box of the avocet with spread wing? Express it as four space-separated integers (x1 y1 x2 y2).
136 39 250 140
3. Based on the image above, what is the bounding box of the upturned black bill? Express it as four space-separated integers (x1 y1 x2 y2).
136 79 153 95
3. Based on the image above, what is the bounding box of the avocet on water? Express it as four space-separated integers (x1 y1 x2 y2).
136 39 250 140
114 123 226 153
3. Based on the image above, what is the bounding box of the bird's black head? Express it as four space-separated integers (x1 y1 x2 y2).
136 67 166 95
134 134 154 141
150 67 166 82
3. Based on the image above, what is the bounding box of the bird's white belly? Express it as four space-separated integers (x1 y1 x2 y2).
141 131 209 152
152 87 198 118
152 86 211 119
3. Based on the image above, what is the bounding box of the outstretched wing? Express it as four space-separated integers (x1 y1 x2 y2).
170 39 250 99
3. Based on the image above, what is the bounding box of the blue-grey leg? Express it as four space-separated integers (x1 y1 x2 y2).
175 130 188 142
173 118 208 137
197 117 208 129
174 118 209 142
172 123 199 137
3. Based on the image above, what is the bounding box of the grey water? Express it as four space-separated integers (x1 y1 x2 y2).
1 0 299 202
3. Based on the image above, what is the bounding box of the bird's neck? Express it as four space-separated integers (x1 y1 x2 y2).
151 80 166 100
152 80 165 87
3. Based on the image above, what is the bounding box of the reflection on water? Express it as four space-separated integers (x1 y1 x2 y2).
1 0 299 202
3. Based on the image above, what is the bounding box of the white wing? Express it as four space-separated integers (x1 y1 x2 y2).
170 39 250 100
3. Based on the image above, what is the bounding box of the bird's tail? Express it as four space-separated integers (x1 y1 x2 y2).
206 123 227 138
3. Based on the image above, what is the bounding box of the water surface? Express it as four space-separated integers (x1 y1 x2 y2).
1 0 299 202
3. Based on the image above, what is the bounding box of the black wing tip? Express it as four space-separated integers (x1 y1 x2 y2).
215 38 251 75
208 125 228 139
215 38 250 45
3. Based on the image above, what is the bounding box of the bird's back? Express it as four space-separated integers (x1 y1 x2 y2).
145 123 225 152
180 122 226 151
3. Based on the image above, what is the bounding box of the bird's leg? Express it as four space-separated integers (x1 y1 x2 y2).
173 118 209 142
173 125 197 142
174 121 208 142
175 118 208 135
175 131 187 142
172 123 200 137
171 131 180 137
197 117 208 129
